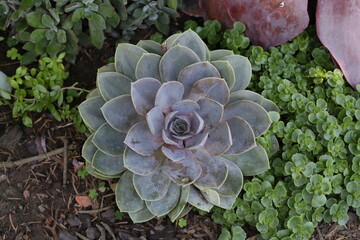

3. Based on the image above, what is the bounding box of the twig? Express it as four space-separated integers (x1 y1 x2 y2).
96 224 106 240
101 222 116 240
75 206 112 214
74 232 91 240
62 139 68 186
1 145 76 169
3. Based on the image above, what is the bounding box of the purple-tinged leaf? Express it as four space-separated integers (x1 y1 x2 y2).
204 121 232 156
131 78 161 116
162 145 191 162
146 106 165 135
124 147 163 176
165 153 202 185
188 77 229 105
155 82 184 113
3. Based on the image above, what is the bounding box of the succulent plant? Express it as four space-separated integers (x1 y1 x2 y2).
79 29 278 223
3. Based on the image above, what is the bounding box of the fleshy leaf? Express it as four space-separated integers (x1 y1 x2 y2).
86 161 121 180
164 33 181 51
162 130 183 148
155 81 184 113
101 94 144 133
197 98 223 130
223 100 272 137
124 147 163 176
211 60 236 90
86 89 100 99
204 121 232 156
168 185 190 222
146 182 181 216
178 62 220 97
114 43 147 80
98 63 116 73
162 145 191 161
82 134 97 163
92 123 126 156
190 111 205 134
221 55 251 92
97 72 132 101
146 106 165 135
216 195 237 209
131 78 161 115
171 29 209 61
188 77 229 105
171 100 200 115
188 186 213 212
317 0 360 88
159 45 200 82
125 122 163 156
184 131 208 150
92 150 125 175
115 171 145 212
229 90 280 112
215 159 243 196
225 117 256 155
199 187 220 205
210 50 234 61
128 206 155 223
135 53 161 80
193 149 228 188
137 40 162 55
165 153 202 185
78 96 106 131
133 167 171 201
223 144 270 176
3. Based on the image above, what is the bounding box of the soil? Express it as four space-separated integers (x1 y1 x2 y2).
0 27 360 240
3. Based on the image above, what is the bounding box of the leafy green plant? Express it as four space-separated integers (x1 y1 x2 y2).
177 218 187 228
2 0 180 63
187 21 360 239
77 165 89 178
79 29 277 223
0 50 86 131
88 188 99 198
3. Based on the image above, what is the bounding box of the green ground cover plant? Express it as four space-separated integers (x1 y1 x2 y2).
0 49 86 131
186 20 360 239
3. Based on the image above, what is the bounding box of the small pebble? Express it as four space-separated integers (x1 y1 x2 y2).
59 230 78 240
67 213 82 227
38 205 46 213
86 227 100 240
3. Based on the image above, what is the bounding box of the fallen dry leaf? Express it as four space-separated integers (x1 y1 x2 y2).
75 196 94 208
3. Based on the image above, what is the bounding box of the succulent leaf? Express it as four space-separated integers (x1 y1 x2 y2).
184 131 208 150
124 122 164 156
161 145 191 162
171 29 210 61
115 171 145 213
188 77 229 105
92 123 126 156
135 53 161 80
98 63 116 73
189 111 205 134
82 134 97 163
225 117 256 155
92 150 125 175
123 147 162 176
86 161 121 180
137 40 162 55
155 81 184 112
146 182 181 216
221 55 251 92
114 43 147 79
178 62 220 97
164 33 181 50
197 98 223 130
224 145 270 176
131 78 161 115
171 100 200 115
229 90 280 112
159 45 200 82
223 100 272 137
128 206 155 223
168 185 190 222
211 60 236 90
165 154 202 185
199 187 221 205
97 72 132 101
133 167 171 201
188 186 213 212
193 149 228 188
101 94 144 133
204 121 232 156
215 159 243 196
78 96 106 131
216 194 237 210
210 50 234 61
146 106 165 135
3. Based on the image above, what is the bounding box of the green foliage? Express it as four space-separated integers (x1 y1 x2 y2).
88 188 99 198
1 0 180 63
177 218 187 228
77 165 89 178
115 210 123 221
0 50 86 132
189 21 360 239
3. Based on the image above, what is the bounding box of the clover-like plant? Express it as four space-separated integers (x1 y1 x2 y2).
79 29 278 223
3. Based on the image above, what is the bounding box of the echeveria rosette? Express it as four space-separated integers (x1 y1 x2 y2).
79 29 279 223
